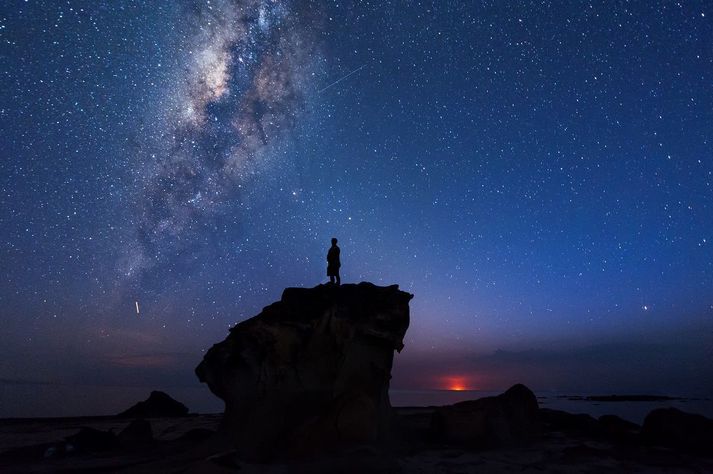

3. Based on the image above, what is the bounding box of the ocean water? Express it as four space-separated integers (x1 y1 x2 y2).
391 389 713 424
2 384 712 424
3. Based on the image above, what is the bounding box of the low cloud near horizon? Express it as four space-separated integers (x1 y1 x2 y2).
2 319 711 416
393 332 713 396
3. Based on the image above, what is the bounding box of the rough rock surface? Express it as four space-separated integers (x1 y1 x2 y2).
196 282 412 460
430 384 540 448
642 407 713 455
598 414 640 443
117 391 189 418
539 408 603 437
4 404 713 472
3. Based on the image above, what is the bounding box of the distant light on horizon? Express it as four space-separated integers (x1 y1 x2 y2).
443 375 470 392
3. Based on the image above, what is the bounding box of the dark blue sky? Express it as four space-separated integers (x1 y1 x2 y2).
1 1 712 416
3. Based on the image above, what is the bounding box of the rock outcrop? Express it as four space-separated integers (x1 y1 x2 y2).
196 282 412 461
598 414 640 443
642 407 713 455
117 391 189 418
430 384 541 448
539 408 603 437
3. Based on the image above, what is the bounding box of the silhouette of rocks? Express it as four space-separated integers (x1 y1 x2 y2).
429 384 540 448
539 408 603 437
599 414 640 443
196 282 412 461
642 407 713 455
117 391 189 418
118 419 153 447
5 402 713 472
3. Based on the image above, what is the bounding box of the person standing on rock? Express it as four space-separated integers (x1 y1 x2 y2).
327 237 341 285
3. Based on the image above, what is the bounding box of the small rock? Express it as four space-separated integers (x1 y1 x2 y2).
43 446 58 458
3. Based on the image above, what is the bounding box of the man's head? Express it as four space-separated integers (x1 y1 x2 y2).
331 238 338 246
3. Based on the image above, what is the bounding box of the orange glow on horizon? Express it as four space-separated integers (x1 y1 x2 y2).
443 375 471 391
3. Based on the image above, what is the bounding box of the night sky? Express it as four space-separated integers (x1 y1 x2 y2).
2 1 712 417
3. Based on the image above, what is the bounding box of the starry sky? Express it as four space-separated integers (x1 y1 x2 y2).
1 1 712 416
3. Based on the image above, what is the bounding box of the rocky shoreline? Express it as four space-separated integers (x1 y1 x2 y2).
1 399 712 473
2 284 711 472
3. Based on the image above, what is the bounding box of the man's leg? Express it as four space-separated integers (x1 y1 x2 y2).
336 273 341 286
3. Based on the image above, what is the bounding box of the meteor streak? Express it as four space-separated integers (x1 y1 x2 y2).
318 64 367 93
135 301 140 315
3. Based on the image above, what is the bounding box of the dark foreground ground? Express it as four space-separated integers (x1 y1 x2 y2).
1 408 711 473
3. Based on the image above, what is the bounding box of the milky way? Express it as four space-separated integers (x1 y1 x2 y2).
122 0 324 279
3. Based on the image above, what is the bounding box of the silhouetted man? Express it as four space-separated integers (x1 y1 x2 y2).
327 237 341 285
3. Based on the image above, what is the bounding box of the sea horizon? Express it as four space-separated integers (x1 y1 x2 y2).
2 384 711 424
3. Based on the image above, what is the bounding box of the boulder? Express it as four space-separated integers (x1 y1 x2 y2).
598 415 640 443
196 282 412 461
642 407 713 455
430 384 540 448
117 391 189 418
539 408 602 437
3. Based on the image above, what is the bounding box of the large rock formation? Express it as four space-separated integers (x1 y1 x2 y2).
196 282 412 461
